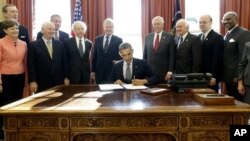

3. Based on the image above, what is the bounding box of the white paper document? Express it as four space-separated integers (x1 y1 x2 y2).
99 84 124 91
122 84 147 90
99 84 148 91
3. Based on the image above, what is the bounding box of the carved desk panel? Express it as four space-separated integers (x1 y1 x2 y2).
1 85 250 141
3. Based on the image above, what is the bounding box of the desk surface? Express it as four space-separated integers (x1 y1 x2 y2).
1 85 250 141
1 85 249 114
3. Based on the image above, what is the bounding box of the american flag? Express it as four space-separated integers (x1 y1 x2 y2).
171 0 182 34
73 0 83 22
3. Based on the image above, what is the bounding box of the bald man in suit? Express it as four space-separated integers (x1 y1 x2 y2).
143 16 175 82
199 14 224 92
222 11 250 101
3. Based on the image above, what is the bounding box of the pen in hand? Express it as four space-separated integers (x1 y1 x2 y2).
132 76 136 85
132 75 135 81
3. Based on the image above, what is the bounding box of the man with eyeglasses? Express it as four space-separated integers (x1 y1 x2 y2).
221 11 250 101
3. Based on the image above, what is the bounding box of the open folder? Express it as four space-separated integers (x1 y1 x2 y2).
99 84 147 91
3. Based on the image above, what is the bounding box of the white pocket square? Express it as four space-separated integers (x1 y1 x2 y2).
229 38 235 42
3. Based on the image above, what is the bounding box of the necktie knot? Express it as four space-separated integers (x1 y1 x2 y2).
55 31 59 40
179 36 183 42
201 34 205 41
224 32 230 40
177 36 183 49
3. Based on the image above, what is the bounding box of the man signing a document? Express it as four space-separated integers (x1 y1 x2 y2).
109 42 159 86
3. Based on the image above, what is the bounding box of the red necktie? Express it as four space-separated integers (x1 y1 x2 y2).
154 34 159 53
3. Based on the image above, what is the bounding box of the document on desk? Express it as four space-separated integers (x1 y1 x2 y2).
99 84 124 91
99 84 148 91
122 84 148 90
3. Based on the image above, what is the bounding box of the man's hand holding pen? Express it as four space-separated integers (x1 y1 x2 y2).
132 78 148 86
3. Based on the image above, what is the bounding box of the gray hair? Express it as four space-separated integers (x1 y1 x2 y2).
72 21 87 33
152 16 164 25
176 19 189 29
103 18 114 26
41 21 55 31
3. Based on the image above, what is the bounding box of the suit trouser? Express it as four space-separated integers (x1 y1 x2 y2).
225 82 243 101
243 86 250 104
0 73 25 139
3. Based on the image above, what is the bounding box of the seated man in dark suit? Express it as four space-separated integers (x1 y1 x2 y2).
109 42 159 86
36 14 69 42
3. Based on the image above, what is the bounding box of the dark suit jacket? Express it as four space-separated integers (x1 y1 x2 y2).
0 22 30 45
64 37 92 84
222 26 250 82
28 39 67 92
175 32 201 74
238 42 250 86
36 30 69 42
109 58 159 85
92 35 123 84
143 31 175 81
199 29 224 80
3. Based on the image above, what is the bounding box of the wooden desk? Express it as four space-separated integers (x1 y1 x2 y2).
0 85 250 141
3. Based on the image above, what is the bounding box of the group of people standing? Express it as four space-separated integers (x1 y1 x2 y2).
0 4 250 105
144 13 250 105
0 2 250 117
